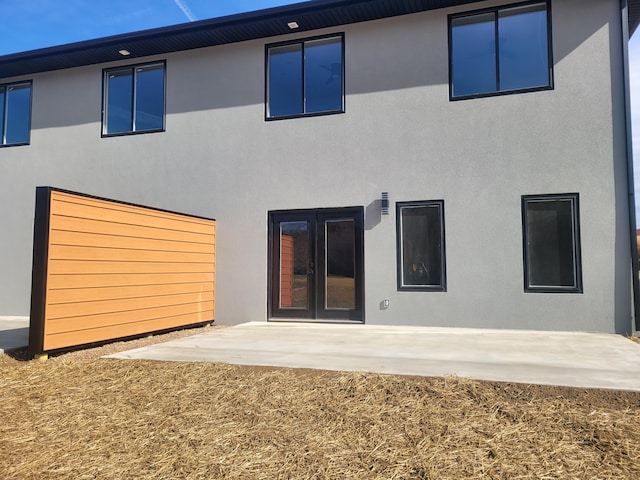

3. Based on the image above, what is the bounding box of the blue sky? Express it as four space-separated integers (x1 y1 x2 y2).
0 1 306 55
2 0 640 219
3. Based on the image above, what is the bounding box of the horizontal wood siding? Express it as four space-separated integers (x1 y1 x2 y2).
34 189 216 352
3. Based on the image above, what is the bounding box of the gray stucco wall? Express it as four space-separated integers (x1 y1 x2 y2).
0 0 634 333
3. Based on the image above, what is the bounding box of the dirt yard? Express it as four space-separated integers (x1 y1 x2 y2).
1 330 639 479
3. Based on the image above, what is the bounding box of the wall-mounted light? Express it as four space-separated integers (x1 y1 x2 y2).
287 21 299 29
381 192 389 215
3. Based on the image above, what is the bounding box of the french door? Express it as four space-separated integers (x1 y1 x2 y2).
269 207 364 322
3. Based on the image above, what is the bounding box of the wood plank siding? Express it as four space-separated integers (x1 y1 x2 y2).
29 188 216 354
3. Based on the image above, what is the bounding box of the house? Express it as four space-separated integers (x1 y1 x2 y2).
0 0 638 340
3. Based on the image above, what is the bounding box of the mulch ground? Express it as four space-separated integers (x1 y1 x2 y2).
1 334 640 479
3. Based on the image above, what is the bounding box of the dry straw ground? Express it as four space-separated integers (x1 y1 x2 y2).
1 330 640 479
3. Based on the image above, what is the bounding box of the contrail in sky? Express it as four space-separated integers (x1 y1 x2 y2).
173 0 198 22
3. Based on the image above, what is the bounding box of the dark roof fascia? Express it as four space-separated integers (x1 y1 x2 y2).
2 0 639 81
0 0 483 80
630 0 640 36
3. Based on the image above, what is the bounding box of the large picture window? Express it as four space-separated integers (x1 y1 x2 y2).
266 34 344 119
0 81 32 146
449 1 552 99
522 194 582 293
103 62 165 136
396 201 446 291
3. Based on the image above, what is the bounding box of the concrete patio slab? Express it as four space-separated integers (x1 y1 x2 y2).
106 322 640 392
0 317 29 354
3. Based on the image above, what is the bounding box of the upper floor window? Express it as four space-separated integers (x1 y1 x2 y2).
266 34 344 119
449 1 552 100
396 200 446 291
0 81 32 146
103 62 165 136
522 193 582 293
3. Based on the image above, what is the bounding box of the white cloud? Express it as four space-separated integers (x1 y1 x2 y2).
173 0 198 22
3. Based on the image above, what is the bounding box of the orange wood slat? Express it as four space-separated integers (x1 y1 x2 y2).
48 244 214 264
43 311 215 351
47 260 214 275
46 290 214 321
51 194 215 235
49 230 215 254
51 191 214 225
46 272 215 289
44 302 214 336
47 282 213 304
49 214 214 245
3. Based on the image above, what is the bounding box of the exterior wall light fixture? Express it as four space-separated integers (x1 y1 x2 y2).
381 192 389 215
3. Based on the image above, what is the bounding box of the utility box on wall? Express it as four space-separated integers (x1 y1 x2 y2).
28 187 216 355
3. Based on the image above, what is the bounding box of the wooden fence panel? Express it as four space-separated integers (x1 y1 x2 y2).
29 188 216 354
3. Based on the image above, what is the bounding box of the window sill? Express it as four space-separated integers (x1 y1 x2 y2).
450 84 553 102
265 109 345 121
101 128 165 138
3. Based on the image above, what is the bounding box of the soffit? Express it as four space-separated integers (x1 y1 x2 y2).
630 0 640 35
0 0 481 80
1 0 638 80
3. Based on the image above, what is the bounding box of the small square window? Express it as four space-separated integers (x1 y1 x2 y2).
266 34 344 119
103 62 165 136
0 81 32 146
522 193 582 293
449 1 552 99
396 201 446 291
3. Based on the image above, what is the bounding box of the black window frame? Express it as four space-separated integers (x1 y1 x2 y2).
396 200 447 292
101 60 167 137
265 33 345 121
448 0 553 101
521 193 583 294
0 80 33 147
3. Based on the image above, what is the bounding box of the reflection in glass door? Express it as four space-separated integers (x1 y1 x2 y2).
321 218 355 310
279 219 312 312
269 208 363 322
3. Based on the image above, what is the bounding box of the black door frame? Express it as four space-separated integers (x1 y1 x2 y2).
268 206 364 322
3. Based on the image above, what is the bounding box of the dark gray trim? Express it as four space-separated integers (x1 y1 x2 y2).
620 0 640 331
396 200 447 292
521 193 583 294
28 187 53 355
448 0 554 101
101 60 167 137
265 32 345 121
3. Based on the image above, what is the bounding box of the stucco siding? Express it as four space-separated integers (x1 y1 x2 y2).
0 0 633 333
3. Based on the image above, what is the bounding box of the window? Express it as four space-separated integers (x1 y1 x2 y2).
397 201 446 291
449 1 552 99
522 194 582 293
266 34 344 119
0 81 32 146
103 62 165 135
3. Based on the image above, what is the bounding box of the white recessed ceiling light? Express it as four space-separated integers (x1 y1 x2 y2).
118 49 131 56
287 21 299 29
